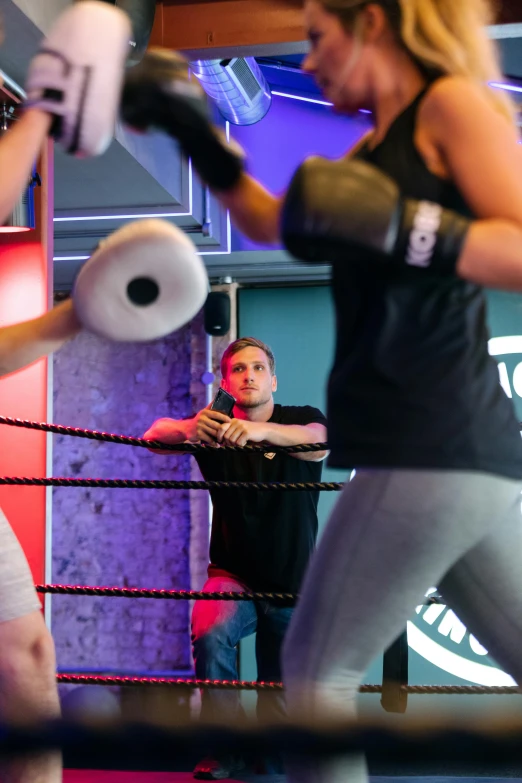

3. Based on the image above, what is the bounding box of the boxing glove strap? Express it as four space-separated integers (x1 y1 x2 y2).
395 199 471 276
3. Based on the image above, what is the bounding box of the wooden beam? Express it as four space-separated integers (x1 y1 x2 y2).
150 0 305 53
150 0 522 56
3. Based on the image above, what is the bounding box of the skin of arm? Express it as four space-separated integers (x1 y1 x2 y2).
0 109 83 377
216 418 329 462
143 408 226 453
144 414 328 461
0 300 82 378
421 77 522 291
142 417 197 454
219 173 283 245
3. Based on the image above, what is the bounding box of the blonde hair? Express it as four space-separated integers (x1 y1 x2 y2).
319 0 517 124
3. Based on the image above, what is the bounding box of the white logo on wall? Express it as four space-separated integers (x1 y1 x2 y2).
488 335 522 399
407 336 520 686
408 590 515 686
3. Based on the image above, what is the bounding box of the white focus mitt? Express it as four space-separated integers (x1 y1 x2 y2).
25 1 131 156
72 219 209 342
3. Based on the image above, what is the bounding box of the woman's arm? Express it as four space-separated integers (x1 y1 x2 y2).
219 131 373 246
0 109 51 225
0 299 81 377
219 172 283 245
423 78 522 290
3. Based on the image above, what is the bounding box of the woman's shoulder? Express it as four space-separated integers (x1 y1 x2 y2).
418 75 519 153
419 76 493 123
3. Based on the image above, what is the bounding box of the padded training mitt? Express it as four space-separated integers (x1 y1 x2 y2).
73 219 208 341
25 1 131 156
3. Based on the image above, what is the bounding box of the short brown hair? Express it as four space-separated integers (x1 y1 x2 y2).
220 337 276 378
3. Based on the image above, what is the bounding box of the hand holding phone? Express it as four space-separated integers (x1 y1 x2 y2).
210 388 235 418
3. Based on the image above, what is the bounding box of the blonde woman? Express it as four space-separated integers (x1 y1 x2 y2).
123 1 522 780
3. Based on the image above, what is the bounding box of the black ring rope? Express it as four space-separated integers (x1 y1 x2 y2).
54 674 520 695
0 476 343 491
58 674 283 690
35 583 444 606
403 684 520 695
0 415 327 454
37 584 298 602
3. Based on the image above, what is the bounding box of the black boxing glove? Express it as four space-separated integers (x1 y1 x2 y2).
281 156 471 275
121 48 244 192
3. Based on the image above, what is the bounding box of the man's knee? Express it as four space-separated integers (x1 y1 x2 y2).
192 623 234 657
191 601 241 646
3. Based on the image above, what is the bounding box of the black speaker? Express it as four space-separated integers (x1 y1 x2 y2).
204 292 231 336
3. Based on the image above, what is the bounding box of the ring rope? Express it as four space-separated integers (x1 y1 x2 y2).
35 583 444 605
55 674 520 694
0 476 344 491
0 415 327 454
37 584 298 602
403 685 520 695
4 715 522 764
57 674 283 690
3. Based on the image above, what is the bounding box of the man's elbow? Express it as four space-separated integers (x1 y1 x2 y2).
308 449 329 462
310 427 328 446
143 418 171 439
143 426 172 454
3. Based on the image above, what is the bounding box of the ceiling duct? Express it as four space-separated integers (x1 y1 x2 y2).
189 57 271 126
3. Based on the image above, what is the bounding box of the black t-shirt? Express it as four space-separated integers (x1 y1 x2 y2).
195 404 326 592
327 84 522 479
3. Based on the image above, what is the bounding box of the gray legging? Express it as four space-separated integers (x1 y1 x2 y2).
282 469 522 783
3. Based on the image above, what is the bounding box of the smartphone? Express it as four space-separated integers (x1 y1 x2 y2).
210 388 235 417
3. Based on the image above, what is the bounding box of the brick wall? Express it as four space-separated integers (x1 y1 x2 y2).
51 313 208 676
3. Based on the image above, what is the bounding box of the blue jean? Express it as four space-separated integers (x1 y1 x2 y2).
191 573 294 722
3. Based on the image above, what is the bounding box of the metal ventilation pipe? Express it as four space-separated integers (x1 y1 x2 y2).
189 57 271 126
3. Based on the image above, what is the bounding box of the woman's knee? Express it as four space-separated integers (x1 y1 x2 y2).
282 633 361 717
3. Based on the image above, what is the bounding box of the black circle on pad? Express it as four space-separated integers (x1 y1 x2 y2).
127 277 160 306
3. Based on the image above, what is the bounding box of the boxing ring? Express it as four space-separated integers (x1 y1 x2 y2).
1 414 521 780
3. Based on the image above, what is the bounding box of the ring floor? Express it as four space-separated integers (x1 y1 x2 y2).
63 774 522 782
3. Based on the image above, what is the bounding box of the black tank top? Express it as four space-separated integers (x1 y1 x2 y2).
327 85 522 478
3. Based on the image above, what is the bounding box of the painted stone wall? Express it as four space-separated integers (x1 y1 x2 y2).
51 313 208 676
